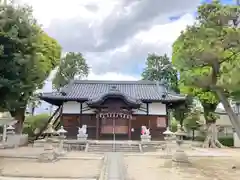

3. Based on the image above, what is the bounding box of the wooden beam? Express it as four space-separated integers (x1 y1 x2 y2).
146 103 149 115
80 103 83 114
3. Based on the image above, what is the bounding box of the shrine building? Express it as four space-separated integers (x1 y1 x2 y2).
39 80 185 140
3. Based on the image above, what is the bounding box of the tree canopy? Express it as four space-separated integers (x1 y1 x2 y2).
184 108 201 131
53 52 89 90
141 53 192 126
172 0 240 137
0 3 62 132
142 53 178 91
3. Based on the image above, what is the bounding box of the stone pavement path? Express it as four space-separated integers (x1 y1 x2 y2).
106 152 126 180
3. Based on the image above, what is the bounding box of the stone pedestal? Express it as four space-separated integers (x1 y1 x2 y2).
38 140 57 163
38 150 57 163
56 139 66 156
56 126 67 156
172 149 189 163
77 134 88 141
141 135 151 142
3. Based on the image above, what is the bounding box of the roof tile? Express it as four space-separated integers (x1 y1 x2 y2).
40 80 185 102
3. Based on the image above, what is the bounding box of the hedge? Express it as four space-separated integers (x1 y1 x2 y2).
194 136 234 147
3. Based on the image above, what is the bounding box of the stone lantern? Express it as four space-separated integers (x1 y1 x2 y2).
163 127 174 155
43 123 58 149
56 126 67 156
172 124 189 163
0 112 17 143
38 124 58 162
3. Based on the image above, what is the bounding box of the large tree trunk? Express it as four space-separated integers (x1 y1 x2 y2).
215 89 240 139
202 123 224 148
10 108 26 134
201 102 225 148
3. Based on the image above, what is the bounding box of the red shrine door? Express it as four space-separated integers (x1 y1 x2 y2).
99 112 131 140
101 118 128 134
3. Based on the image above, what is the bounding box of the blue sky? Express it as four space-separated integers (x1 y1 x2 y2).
169 0 238 21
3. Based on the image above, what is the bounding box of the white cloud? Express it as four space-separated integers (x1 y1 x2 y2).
41 70 139 93
17 0 118 27
86 14 195 74
22 0 197 114
135 13 195 44
16 0 195 89
39 10 195 95
87 72 139 81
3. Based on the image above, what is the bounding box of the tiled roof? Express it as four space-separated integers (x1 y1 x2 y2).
40 80 186 103
87 86 142 106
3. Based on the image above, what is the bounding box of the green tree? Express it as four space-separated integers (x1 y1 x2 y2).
172 1 240 146
0 3 61 133
184 108 201 140
27 92 41 116
142 53 178 90
23 113 50 138
142 53 192 126
53 52 89 90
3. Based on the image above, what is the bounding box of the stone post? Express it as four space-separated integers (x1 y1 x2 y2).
172 125 189 163
38 124 58 162
2 124 7 143
56 126 67 156
163 127 174 156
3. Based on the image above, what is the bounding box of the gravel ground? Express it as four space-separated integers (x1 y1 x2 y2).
0 158 102 178
124 155 240 180
1 146 240 179
0 147 100 158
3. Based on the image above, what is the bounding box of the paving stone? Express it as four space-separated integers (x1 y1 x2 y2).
106 152 125 180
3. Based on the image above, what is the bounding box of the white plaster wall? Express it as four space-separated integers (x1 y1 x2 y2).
62 101 96 114
63 101 166 115
62 101 80 114
234 132 240 147
149 102 166 115
132 102 166 115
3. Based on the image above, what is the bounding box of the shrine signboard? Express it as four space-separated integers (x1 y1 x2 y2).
98 112 132 119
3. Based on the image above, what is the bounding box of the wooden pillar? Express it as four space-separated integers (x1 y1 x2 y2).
166 103 169 128
128 118 131 140
96 112 99 140
79 102 83 126
146 103 149 115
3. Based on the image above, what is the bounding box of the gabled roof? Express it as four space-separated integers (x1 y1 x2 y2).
86 85 142 108
40 80 186 106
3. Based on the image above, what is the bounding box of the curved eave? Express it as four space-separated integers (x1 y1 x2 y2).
39 96 64 106
87 93 141 109
161 98 186 103
161 93 186 103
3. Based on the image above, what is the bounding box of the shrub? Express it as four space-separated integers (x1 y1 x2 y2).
170 118 178 132
218 137 233 147
23 114 50 137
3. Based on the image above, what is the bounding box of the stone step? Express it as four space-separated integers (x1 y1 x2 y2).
141 144 160 152
87 143 140 152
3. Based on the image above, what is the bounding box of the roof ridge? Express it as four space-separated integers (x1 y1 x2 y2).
72 80 159 85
